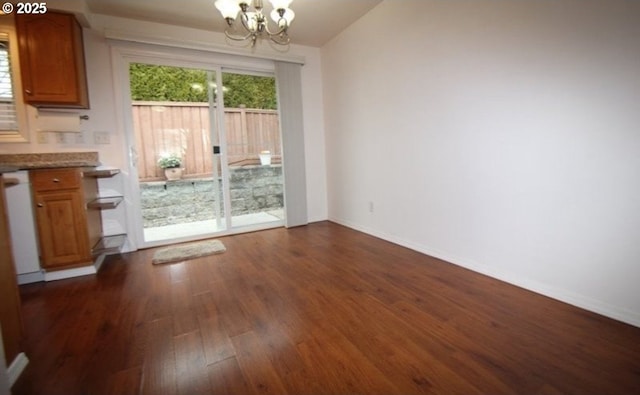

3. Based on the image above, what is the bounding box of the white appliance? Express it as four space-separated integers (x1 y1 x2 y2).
2 171 43 284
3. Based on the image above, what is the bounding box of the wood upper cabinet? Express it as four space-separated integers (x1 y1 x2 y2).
15 11 89 108
30 168 101 270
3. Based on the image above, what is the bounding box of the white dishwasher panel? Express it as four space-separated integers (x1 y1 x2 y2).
3 171 43 284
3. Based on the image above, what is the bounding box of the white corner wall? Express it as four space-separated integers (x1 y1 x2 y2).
322 0 640 327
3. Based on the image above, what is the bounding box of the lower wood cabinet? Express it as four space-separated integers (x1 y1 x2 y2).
30 168 102 270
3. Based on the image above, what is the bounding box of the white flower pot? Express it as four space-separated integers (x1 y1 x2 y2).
164 168 183 180
259 151 271 166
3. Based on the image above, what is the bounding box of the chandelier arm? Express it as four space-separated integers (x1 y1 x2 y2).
224 29 255 42
263 25 287 37
239 12 257 33
269 34 290 45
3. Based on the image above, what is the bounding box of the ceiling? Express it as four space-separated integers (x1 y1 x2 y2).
84 0 383 47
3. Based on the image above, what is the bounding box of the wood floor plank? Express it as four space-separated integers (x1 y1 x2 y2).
105 367 143 395
11 222 640 395
144 264 174 322
208 357 252 395
186 258 219 296
38 355 85 394
170 278 199 336
316 292 486 394
197 313 236 366
230 330 290 395
174 330 211 395
207 279 253 337
141 317 177 395
295 325 401 395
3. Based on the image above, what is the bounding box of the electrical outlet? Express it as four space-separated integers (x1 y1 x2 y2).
37 131 48 144
64 133 76 144
368 201 374 213
75 131 86 144
94 131 110 144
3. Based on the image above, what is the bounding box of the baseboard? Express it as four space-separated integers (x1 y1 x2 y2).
17 271 45 285
328 217 640 328
94 254 106 272
7 352 28 387
44 264 97 282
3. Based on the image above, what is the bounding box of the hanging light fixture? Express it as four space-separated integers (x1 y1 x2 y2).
214 0 295 47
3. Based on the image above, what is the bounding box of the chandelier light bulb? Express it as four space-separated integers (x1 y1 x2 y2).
269 0 293 10
270 8 294 26
214 0 240 20
244 12 259 31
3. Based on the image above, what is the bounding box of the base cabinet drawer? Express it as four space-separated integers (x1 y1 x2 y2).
31 168 81 191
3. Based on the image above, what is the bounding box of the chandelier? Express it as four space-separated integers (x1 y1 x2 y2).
214 0 295 46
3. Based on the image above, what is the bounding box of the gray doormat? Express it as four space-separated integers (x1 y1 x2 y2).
152 239 226 265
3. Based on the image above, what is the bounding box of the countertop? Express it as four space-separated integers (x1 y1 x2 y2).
0 152 100 170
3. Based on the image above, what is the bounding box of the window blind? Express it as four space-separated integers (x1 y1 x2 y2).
0 39 18 132
275 61 308 228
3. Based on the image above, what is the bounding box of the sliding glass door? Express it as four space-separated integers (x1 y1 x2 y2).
128 63 226 243
125 61 284 246
221 71 284 228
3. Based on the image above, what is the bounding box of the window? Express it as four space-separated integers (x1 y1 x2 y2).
0 18 28 143
0 35 18 132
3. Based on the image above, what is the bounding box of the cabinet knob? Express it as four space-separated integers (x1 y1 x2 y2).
37 203 44 208
52 178 60 183
25 89 32 95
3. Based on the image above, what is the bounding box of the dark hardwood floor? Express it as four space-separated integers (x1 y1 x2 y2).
12 221 640 394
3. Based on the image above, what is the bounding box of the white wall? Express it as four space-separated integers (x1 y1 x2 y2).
322 0 640 326
0 11 328 245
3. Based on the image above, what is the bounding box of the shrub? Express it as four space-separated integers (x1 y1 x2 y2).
158 155 182 169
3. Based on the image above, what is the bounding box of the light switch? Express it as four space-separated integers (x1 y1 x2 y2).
94 131 110 144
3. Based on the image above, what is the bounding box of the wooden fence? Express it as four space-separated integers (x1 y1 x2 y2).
132 101 281 181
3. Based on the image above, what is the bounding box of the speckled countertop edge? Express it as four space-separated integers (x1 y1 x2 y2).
0 152 100 169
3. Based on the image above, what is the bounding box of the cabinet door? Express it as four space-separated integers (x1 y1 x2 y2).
33 190 92 268
16 12 89 108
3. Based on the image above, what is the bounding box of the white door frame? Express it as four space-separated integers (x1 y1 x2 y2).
110 43 280 249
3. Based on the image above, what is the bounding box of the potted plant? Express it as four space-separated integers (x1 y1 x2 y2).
158 154 183 180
